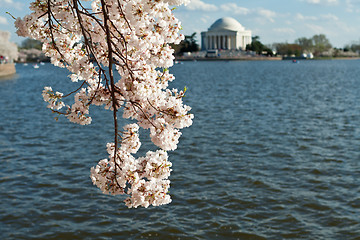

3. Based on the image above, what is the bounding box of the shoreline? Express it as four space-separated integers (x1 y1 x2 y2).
0 63 16 78
175 56 360 62
176 56 282 61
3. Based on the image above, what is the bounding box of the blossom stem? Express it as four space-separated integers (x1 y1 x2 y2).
101 0 119 169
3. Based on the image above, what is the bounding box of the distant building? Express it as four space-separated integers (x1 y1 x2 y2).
0 31 17 77
201 17 252 51
0 31 18 63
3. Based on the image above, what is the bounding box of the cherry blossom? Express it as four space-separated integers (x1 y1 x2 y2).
16 0 193 208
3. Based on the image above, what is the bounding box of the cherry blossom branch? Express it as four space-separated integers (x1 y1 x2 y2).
16 0 193 208
100 0 121 184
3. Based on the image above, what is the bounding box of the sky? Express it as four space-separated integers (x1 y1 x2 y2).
1 0 360 48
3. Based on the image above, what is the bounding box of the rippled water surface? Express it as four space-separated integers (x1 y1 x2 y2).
1 60 360 239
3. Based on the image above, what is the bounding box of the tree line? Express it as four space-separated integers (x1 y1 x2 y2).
19 38 43 50
246 34 334 57
344 41 360 53
274 34 332 56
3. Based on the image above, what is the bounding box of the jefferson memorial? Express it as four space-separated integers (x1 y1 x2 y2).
201 17 252 51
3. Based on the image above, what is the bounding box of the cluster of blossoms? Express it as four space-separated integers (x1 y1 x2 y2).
91 134 172 208
42 86 65 110
16 0 193 208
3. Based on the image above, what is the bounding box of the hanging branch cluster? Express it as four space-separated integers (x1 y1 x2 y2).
15 0 193 208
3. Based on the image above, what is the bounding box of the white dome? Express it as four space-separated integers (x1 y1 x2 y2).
208 17 245 32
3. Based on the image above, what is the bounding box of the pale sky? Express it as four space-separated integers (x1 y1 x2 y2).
1 0 360 48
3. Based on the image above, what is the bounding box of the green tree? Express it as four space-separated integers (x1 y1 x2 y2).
351 44 360 52
345 41 360 53
311 34 332 56
172 32 199 55
21 38 42 50
275 43 302 56
246 36 273 56
295 37 313 52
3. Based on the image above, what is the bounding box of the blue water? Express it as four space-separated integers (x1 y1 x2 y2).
0 60 359 239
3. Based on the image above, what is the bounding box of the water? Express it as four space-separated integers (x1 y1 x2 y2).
1 60 359 239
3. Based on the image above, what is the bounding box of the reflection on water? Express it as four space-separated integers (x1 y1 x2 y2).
0 60 359 239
